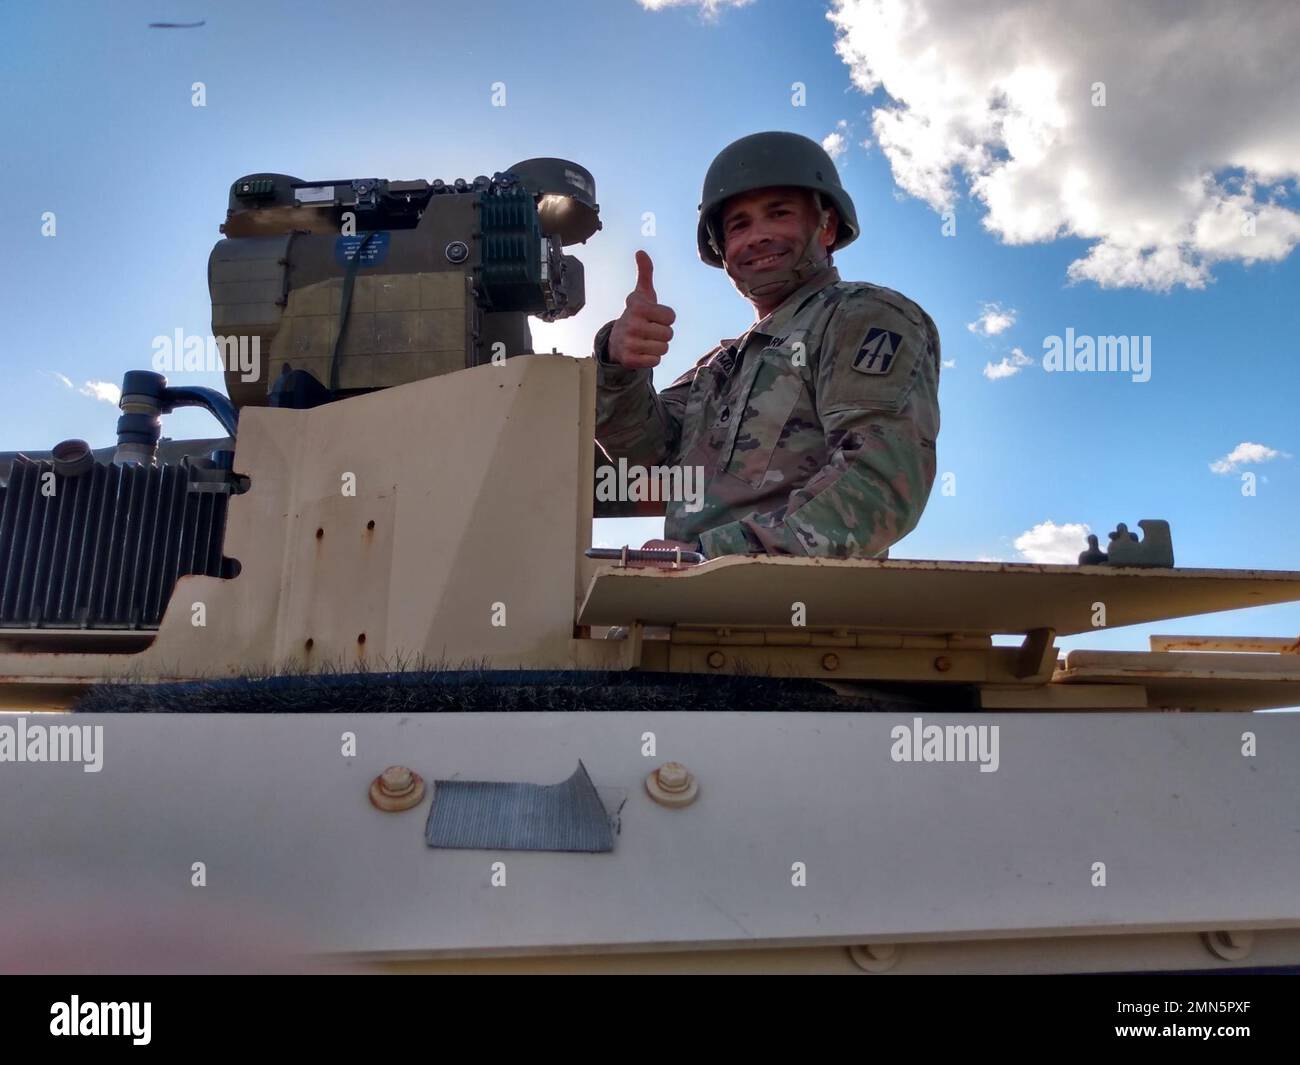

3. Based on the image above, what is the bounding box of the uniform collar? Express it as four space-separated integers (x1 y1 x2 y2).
719 266 840 349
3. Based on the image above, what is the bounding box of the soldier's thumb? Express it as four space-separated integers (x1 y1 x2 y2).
634 250 657 301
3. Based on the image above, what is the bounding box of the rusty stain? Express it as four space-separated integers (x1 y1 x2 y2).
600 555 1300 582
1151 634 1300 654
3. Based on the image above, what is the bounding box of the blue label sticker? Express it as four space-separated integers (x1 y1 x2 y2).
334 231 390 268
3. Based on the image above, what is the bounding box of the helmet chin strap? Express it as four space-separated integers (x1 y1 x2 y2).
722 199 833 304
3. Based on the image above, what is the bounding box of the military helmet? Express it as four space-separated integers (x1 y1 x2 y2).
696 131 859 267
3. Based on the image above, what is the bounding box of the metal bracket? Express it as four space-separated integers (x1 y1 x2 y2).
1079 519 1174 567
1107 520 1174 567
1014 627 1057 680
623 621 644 670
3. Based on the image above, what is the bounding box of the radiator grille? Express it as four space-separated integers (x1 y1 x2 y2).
0 457 234 629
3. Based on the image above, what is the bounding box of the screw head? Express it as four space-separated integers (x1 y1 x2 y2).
934 655 953 672
822 652 840 671
706 651 726 669
381 766 412 792
369 765 426 812
646 761 698 808
657 762 689 791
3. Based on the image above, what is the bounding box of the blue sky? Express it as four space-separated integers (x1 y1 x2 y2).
2 0 1298 658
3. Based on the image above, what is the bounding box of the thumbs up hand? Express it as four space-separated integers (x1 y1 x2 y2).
633 247 657 301
608 250 677 370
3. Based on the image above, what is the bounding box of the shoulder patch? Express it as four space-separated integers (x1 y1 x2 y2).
852 327 903 375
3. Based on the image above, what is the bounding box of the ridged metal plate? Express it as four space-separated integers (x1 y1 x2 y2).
425 761 615 852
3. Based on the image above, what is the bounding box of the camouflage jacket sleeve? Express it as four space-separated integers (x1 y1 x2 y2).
592 319 692 467
698 292 940 558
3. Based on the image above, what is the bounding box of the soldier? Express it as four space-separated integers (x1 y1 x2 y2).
593 131 941 558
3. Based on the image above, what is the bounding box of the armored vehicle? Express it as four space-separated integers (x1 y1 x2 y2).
1 160 1298 974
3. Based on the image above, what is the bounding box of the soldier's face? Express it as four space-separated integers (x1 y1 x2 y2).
719 187 836 289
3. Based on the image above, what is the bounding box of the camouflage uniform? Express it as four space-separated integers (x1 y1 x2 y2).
594 265 941 558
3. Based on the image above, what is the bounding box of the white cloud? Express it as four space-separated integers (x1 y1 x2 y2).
638 0 753 16
827 0 1300 290
967 302 1016 336
942 358 956 368
1014 520 1091 564
79 380 121 405
46 371 74 388
982 347 1032 380
823 120 852 161
1209 441 1290 474
822 131 848 161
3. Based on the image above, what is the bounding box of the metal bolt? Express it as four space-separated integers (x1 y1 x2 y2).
646 761 698 808
934 655 953 672
706 651 726 669
821 653 840 671
657 762 689 791
369 765 426 812
381 766 412 792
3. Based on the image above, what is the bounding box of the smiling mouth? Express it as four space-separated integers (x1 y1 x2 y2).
745 250 788 269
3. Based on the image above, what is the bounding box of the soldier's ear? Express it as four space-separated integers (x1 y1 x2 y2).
809 191 836 247
821 205 839 247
